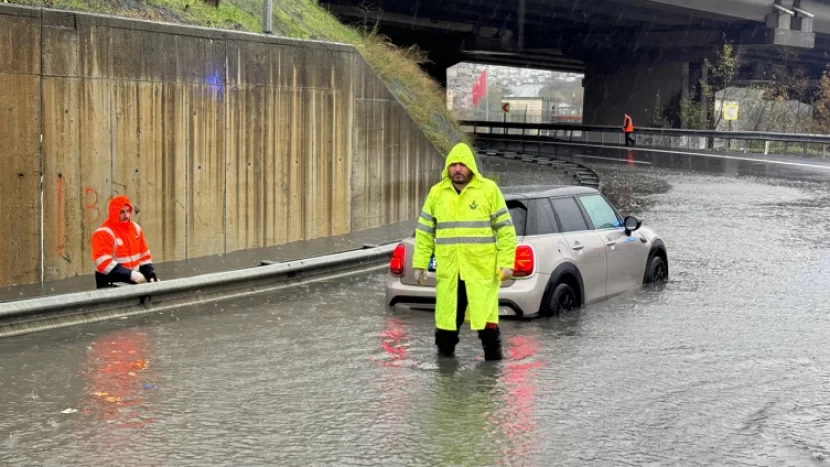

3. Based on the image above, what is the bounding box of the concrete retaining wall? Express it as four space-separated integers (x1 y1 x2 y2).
0 4 443 286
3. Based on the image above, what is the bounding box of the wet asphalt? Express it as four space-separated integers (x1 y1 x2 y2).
2 146 830 466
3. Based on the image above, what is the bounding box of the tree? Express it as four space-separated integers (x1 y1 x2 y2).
700 42 739 130
813 66 830 133
649 90 669 127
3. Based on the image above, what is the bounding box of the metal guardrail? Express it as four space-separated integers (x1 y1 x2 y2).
0 242 398 338
461 120 830 157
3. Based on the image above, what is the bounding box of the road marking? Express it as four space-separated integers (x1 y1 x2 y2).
575 154 652 165
552 141 830 171
480 136 830 172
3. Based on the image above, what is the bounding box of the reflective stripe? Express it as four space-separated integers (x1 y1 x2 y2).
490 208 509 221
436 221 492 229
139 259 152 266
95 227 115 239
492 219 514 230
94 255 113 267
419 211 435 224
141 250 151 259
114 252 144 263
132 222 142 235
102 261 116 274
416 224 435 235
434 236 495 245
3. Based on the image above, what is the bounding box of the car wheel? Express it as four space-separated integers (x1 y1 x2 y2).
542 283 577 317
645 255 668 284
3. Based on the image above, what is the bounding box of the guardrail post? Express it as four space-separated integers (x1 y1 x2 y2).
804 143 808 157
784 142 789 156
823 144 826 159
765 141 770 155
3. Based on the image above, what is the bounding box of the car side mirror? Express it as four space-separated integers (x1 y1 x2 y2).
623 216 641 234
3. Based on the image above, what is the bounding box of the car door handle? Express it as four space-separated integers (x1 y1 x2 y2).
606 241 616 247
572 243 584 251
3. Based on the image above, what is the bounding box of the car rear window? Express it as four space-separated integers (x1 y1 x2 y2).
507 201 527 236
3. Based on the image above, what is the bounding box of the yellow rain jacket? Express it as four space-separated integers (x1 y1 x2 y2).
413 143 518 331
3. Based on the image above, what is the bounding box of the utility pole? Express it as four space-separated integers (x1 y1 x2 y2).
263 0 273 34
518 0 525 51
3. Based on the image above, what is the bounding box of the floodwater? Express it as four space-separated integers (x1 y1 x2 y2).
3 147 830 466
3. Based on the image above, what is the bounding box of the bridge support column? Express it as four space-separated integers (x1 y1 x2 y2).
582 57 705 128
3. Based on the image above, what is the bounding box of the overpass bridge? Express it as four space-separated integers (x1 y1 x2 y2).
321 0 830 127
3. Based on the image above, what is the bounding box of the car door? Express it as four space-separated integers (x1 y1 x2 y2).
550 196 607 304
576 194 647 297
525 198 563 276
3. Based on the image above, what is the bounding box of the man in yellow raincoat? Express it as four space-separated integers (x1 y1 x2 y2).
412 143 517 361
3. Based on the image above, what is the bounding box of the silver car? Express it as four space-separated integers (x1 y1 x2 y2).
386 185 668 318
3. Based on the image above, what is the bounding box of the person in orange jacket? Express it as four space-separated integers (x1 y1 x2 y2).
623 113 635 146
91 195 159 289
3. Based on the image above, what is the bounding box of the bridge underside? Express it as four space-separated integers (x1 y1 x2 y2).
321 0 829 126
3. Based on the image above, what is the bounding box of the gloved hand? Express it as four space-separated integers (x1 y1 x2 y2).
147 272 160 283
414 268 427 285
130 271 147 284
498 268 514 281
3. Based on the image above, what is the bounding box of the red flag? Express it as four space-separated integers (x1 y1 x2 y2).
472 68 487 107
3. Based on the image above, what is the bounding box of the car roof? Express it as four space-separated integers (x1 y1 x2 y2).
501 184 600 201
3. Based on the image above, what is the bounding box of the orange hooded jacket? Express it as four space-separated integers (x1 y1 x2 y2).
91 196 155 287
623 114 634 133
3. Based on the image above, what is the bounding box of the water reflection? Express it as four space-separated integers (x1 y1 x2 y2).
80 329 157 434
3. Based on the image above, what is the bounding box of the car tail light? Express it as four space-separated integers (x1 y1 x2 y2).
390 244 406 276
512 244 535 278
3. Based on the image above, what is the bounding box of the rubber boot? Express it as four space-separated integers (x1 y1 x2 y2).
478 324 503 361
435 329 460 358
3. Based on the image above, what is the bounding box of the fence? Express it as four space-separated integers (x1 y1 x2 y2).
461 120 830 158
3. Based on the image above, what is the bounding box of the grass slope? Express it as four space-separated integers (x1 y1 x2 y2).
7 0 467 154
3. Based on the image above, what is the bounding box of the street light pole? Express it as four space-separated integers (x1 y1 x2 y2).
263 0 273 34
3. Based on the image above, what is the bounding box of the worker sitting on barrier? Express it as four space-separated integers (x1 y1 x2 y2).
91 195 159 289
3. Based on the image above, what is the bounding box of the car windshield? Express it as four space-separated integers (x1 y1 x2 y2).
507 201 528 236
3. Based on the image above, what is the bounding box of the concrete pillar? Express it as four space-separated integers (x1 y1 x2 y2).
583 58 689 127
766 1 795 30
681 62 690 129
794 1 815 33
700 61 708 129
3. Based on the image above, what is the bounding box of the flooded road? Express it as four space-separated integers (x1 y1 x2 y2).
3 147 830 466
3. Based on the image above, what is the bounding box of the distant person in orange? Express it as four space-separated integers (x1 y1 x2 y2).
623 113 635 146
91 195 159 289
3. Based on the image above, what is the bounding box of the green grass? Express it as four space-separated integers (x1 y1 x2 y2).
6 0 468 154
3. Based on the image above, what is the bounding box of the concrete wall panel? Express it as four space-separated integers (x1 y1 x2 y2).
78 80 114 274
42 16 80 78
0 74 41 285
1 4 443 287
187 85 227 258
43 78 82 281
0 14 40 75
330 89 351 236
284 86 306 243
157 83 189 261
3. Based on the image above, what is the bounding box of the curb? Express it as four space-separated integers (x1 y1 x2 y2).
476 149 602 190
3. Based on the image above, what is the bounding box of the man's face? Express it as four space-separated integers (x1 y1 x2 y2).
119 206 131 223
449 163 472 185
